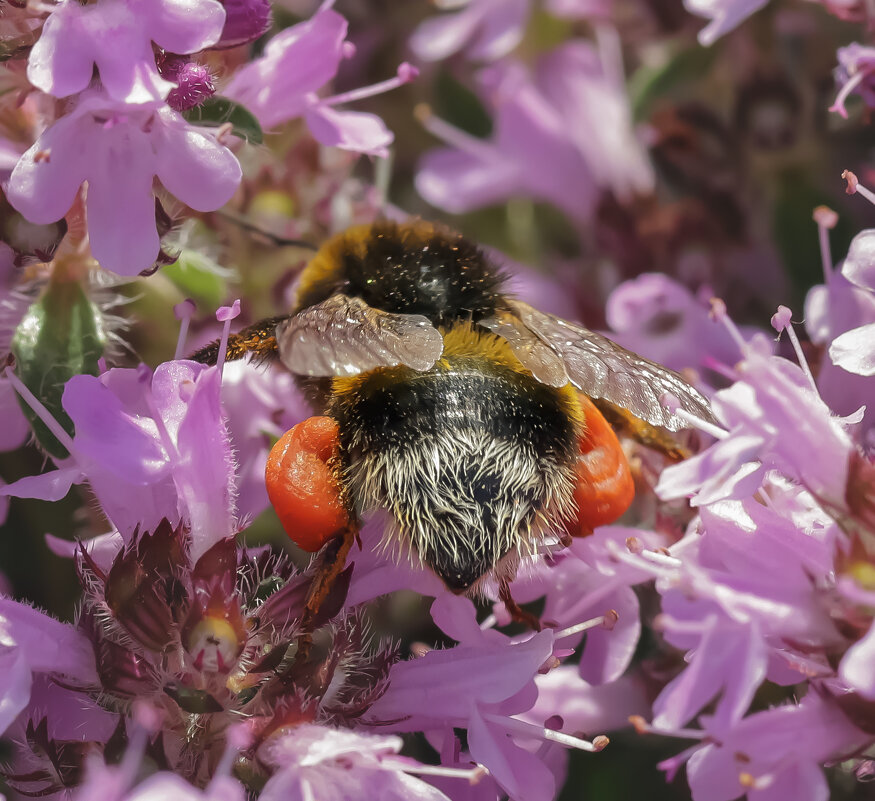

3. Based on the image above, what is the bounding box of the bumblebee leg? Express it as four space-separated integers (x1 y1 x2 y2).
591 397 691 462
498 578 544 632
300 523 357 628
264 416 354 663
188 315 289 365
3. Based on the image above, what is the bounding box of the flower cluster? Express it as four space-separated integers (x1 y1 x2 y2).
1 0 413 276
605 205 875 800
2 0 875 800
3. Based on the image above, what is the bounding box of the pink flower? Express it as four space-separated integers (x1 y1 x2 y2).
0 598 98 736
27 0 226 103
605 273 756 380
368 595 586 801
2 359 237 561
830 44 875 118
409 0 530 63
686 693 869 801
224 5 414 156
416 61 597 222
683 0 770 46
258 726 452 801
7 92 241 275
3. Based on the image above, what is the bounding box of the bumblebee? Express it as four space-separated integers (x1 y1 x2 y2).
194 220 711 603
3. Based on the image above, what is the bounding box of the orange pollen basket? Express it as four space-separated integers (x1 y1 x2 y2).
569 395 635 536
265 416 350 552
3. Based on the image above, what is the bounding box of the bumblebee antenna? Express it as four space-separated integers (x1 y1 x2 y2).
217 211 318 250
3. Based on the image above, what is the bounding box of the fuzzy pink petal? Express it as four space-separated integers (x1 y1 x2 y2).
0 648 33 735
305 104 393 157
153 114 242 211
172 368 236 560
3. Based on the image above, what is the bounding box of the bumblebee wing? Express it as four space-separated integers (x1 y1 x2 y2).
508 300 715 431
478 310 569 387
276 294 444 376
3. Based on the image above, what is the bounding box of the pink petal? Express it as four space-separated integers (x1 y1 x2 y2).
468 0 529 60
0 597 98 699
7 113 92 224
0 647 33 735
839 618 875 698
63 374 170 482
172 367 236 560
0 379 30 451
841 228 875 290
153 113 241 211
305 104 393 157
829 322 875 376
416 147 518 213
686 744 746 801
45 530 123 574
468 707 555 801
369 631 554 727
85 125 160 275
409 6 481 62
26 3 95 98
224 8 347 129
0 467 82 501
751 763 828 801
147 0 227 53
577 585 640 684
94 27 172 104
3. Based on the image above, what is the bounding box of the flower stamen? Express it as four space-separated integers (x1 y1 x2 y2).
216 299 241 381
490 714 609 752
3 365 76 454
812 206 838 281
321 63 419 107
174 299 196 361
771 306 818 393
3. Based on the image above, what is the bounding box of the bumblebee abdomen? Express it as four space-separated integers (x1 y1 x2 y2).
329 333 582 592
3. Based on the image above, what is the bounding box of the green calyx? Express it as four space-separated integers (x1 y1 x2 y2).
11 276 106 458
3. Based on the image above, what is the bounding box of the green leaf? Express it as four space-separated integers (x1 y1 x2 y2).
12 279 106 458
184 95 264 144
